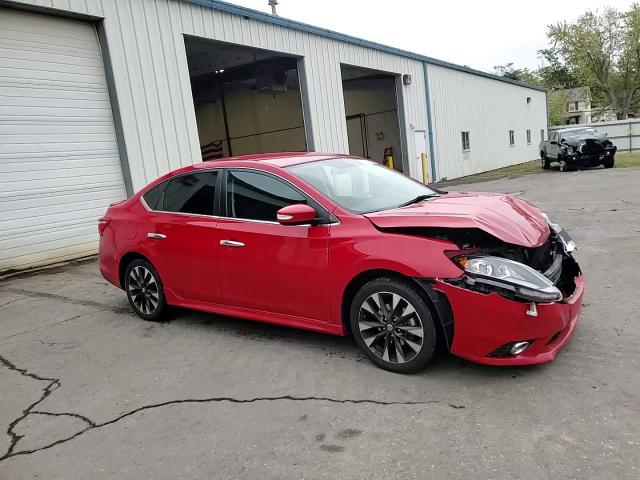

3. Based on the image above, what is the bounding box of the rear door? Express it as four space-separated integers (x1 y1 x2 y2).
142 170 222 304
216 169 332 322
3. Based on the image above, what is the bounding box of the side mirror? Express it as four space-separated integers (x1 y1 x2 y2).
276 204 317 225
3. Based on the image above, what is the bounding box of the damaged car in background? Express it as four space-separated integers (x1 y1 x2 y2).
540 127 617 172
99 154 584 373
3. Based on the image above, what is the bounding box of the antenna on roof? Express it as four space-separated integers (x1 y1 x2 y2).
268 0 278 15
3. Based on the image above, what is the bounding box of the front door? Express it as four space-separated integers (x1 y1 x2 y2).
143 170 222 304
216 169 331 322
549 132 560 159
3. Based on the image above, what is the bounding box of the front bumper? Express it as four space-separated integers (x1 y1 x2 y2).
433 275 584 366
567 146 616 166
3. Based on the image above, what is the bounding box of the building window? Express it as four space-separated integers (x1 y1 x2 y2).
509 130 515 146
526 129 531 145
541 129 545 142
461 131 470 151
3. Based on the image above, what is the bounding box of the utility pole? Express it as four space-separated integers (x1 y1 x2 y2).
268 0 278 15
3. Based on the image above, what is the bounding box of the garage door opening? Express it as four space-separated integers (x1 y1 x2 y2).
185 36 307 160
341 65 404 171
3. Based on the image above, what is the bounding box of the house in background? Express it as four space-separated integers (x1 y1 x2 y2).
550 86 592 124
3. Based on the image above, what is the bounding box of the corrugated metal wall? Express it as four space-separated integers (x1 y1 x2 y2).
427 64 547 180
549 120 639 152
8 0 430 188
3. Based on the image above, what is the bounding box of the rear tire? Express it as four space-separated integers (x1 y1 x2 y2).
124 259 167 321
541 152 550 170
603 156 615 168
350 278 436 373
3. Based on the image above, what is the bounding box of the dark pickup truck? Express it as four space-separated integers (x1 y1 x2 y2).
540 127 617 172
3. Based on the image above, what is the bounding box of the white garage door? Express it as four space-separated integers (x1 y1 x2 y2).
0 8 127 272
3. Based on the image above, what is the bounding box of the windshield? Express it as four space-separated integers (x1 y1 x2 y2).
288 157 438 214
563 128 598 139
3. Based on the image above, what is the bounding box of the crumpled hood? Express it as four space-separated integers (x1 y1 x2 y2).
364 191 550 247
564 133 610 147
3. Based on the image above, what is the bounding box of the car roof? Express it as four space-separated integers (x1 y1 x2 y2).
194 152 351 169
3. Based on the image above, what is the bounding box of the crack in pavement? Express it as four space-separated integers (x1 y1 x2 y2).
0 313 94 344
0 354 451 462
0 355 62 460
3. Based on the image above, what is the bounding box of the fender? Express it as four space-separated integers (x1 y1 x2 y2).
327 215 463 328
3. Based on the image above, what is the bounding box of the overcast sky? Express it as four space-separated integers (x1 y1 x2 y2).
229 0 635 73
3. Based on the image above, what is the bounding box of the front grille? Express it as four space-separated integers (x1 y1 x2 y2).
581 141 604 156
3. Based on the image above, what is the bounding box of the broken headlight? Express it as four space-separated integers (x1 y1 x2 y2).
454 255 562 303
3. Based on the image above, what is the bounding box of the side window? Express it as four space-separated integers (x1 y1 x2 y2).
226 170 307 222
162 171 218 216
142 183 165 210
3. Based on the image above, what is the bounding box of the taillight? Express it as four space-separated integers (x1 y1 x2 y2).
98 217 111 236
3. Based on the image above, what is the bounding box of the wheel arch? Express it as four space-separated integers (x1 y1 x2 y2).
118 251 153 289
340 269 454 350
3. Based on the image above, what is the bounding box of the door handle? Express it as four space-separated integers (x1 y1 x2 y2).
220 240 245 247
147 232 166 239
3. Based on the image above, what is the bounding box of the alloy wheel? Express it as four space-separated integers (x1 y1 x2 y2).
128 266 160 315
358 291 424 364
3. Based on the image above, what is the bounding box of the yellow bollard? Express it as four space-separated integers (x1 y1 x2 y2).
387 155 394 170
421 152 429 184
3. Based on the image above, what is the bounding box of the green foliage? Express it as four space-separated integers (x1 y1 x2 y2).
493 63 542 86
536 48 578 90
548 91 568 125
546 4 639 119
494 4 640 121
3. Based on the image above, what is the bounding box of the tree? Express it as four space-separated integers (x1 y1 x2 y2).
536 48 578 90
547 91 569 125
546 4 640 119
493 63 542 86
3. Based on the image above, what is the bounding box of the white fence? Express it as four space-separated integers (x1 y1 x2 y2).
549 119 639 152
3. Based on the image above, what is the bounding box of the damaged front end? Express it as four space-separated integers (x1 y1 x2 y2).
386 222 580 304
368 197 584 364
406 221 582 364
439 223 580 303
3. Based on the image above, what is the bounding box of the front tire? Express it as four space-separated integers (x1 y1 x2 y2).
350 278 436 373
603 156 615 168
124 259 167 321
559 158 570 172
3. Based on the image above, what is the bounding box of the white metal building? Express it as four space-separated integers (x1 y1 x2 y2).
0 0 547 272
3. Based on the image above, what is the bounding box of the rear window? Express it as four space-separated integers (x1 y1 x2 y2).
142 183 164 210
142 171 218 216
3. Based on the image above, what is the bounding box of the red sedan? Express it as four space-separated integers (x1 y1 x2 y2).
98 153 583 373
